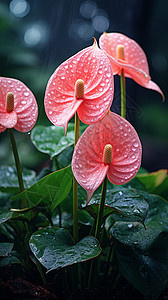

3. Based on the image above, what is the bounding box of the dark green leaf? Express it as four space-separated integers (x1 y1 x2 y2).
0 242 14 257
85 188 149 223
30 227 101 271
11 166 72 211
0 251 21 267
0 166 36 193
0 208 13 224
110 194 168 299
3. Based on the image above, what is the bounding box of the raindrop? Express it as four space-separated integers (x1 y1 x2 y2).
133 141 139 148
106 72 111 78
24 92 29 97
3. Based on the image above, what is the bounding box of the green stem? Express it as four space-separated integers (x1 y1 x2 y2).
120 69 126 119
95 175 108 240
88 176 108 287
8 128 27 208
73 112 80 244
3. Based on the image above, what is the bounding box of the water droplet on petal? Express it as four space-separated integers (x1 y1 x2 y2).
24 92 29 97
133 141 139 148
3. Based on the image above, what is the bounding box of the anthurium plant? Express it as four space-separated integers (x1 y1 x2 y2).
0 33 167 299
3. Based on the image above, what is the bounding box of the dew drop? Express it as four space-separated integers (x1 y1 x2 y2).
106 72 111 78
21 100 26 105
24 92 29 97
133 141 139 148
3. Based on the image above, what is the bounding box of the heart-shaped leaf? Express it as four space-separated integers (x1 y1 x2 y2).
31 124 75 158
11 166 72 211
29 227 101 272
0 166 36 193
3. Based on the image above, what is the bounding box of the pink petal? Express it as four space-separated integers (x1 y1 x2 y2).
72 111 142 204
44 39 114 133
0 111 17 128
143 80 165 101
0 77 38 132
72 137 109 204
99 32 164 99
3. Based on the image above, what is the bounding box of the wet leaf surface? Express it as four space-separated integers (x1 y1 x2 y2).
30 227 101 271
110 194 168 299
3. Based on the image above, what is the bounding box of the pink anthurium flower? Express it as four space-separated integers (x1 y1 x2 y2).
44 39 114 134
99 32 164 100
0 77 38 133
72 111 142 205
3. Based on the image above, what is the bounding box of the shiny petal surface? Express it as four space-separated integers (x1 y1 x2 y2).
72 111 142 204
0 111 17 128
99 32 164 99
0 77 38 132
44 40 114 132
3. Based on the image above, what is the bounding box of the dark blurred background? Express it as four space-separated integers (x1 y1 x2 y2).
0 0 167 172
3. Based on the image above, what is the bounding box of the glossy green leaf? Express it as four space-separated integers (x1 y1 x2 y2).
11 166 72 210
0 208 13 224
0 166 36 193
31 124 75 158
29 227 101 272
85 188 149 223
110 194 168 298
0 242 14 257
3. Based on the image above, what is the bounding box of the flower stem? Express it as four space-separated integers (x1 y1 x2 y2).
73 112 80 244
88 175 108 287
120 69 126 119
8 128 27 208
95 175 108 240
